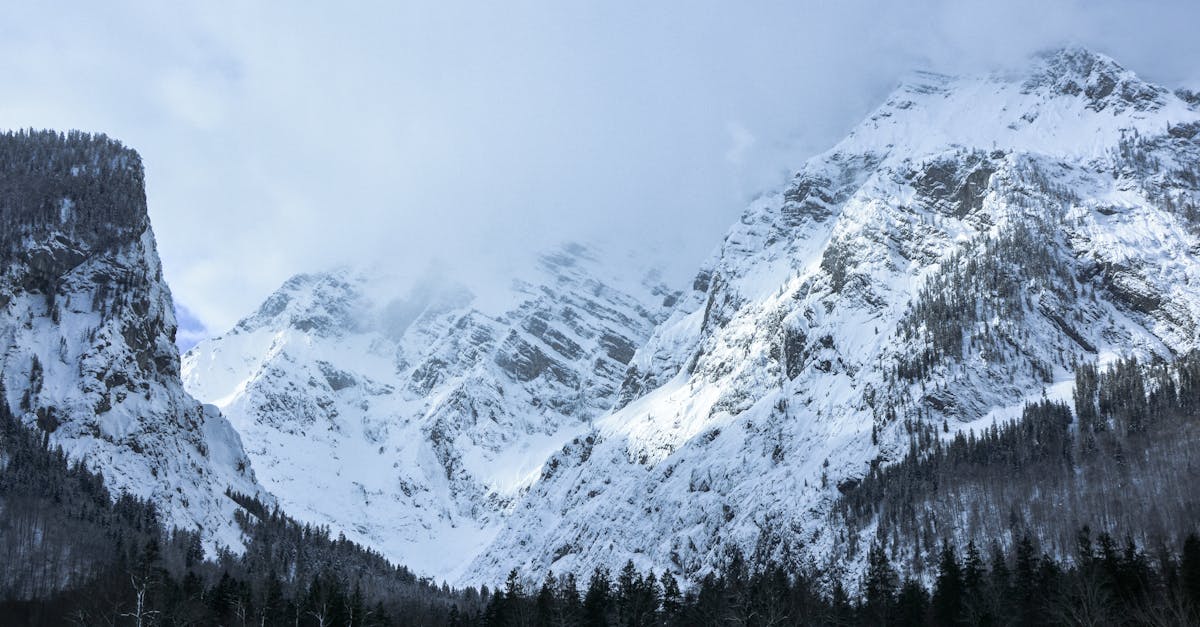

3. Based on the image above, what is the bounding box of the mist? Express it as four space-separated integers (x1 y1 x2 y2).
1 0 1196 334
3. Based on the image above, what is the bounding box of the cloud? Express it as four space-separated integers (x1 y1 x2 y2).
725 122 756 166
156 68 231 130
173 303 209 353
0 1 1197 334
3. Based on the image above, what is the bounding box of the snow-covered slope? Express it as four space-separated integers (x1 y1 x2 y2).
182 244 676 578
0 131 265 551
463 48 1200 583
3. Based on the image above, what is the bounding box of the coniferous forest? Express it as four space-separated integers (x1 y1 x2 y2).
4 354 1200 625
836 353 1200 576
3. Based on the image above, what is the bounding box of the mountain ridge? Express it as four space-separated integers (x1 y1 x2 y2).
462 47 1200 583
182 243 677 578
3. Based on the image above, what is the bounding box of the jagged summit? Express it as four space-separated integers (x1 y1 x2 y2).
888 47 1155 106
235 268 371 336
846 47 1191 163
1024 47 1167 109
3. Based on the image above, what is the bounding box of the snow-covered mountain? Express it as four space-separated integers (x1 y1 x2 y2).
182 245 677 578
462 48 1200 582
0 131 265 551
179 47 1200 585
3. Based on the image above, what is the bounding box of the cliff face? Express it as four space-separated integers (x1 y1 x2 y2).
0 130 265 551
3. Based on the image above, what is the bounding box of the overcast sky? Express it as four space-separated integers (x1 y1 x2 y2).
1 1 1197 336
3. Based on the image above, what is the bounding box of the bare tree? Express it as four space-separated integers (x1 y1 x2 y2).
120 574 160 627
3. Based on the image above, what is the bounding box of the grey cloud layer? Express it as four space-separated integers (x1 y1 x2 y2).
0 0 1196 331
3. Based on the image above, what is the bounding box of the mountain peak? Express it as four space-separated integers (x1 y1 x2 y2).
1023 46 1166 111
235 268 369 336
461 47 1200 584
841 48 1194 164
1033 45 1123 73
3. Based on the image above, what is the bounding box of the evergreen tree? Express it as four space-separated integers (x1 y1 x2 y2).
894 578 928 627
1013 535 1040 624
659 571 681 621
535 572 557 627
829 580 853 626
932 543 964 626
861 542 897 625
616 560 640 626
558 572 582 625
960 540 991 625
582 567 612 627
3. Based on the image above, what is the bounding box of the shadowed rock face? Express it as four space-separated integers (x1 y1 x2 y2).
1024 48 1167 112
494 330 576 384
0 130 265 552
909 151 997 219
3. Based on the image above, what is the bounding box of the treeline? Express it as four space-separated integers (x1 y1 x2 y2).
7 371 1200 625
838 352 1200 580
477 532 1200 626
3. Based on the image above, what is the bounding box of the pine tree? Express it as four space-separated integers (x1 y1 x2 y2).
1013 535 1040 624
1181 533 1200 619
962 541 985 593
659 571 681 620
262 571 285 626
583 567 612 627
960 540 991 625
536 572 557 627
347 583 365 627
558 572 582 625
616 560 640 626
495 568 527 626
894 578 928 627
932 543 964 626
862 542 897 625
829 580 853 626
639 571 660 627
